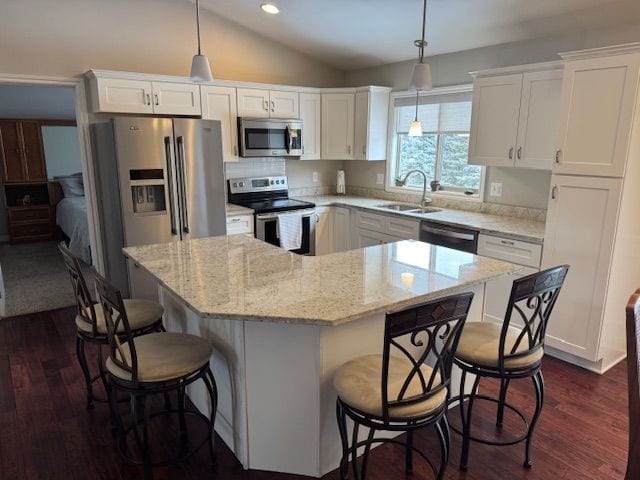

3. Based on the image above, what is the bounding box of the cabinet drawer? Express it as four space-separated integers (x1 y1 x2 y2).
477 233 542 268
387 216 419 239
355 210 386 231
227 215 253 235
10 222 52 239
8 206 50 223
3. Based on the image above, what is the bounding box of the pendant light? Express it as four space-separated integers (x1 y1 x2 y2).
409 0 432 91
408 91 423 136
190 0 213 82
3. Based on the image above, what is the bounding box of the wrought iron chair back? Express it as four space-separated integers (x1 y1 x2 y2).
94 273 139 385
381 292 473 423
498 265 569 372
59 243 98 337
625 289 640 480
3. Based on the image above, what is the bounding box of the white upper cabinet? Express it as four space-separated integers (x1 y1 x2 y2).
515 70 563 169
90 76 200 115
354 89 391 161
151 82 201 116
321 93 355 160
469 65 563 170
299 93 321 160
236 88 271 118
200 86 239 162
236 88 299 119
554 52 640 177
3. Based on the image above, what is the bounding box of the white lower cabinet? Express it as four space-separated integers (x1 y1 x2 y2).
314 207 333 255
127 259 159 302
353 209 419 248
355 229 404 248
333 207 352 253
226 214 254 235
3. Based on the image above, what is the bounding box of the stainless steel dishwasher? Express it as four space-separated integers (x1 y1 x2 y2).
419 221 479 254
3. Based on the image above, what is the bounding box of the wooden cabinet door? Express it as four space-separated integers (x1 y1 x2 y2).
0 121 25 183
269 91 299 119
21 121 46 181
333 206 351 252
542 175 622 361
237 88 270 118
515 70 563 170
321 93 355 160
152 82 201 116
554 53 640 177
201 86 239 162
299 93 321 160
94 77 153 114
354 91 369 160
468 74 522 166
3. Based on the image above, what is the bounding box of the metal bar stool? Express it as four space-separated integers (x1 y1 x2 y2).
334 292 474 480
94 273 217 480
59 243 165 408
625 288 640 480
449 265 569 470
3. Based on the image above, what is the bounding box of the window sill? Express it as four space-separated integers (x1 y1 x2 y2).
385 184 483 203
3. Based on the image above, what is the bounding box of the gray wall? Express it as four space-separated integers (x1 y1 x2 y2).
0 85 76 119
42 126 83 179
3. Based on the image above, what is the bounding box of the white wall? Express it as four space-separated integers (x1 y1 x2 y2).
42 126 83 179
0 0 344 87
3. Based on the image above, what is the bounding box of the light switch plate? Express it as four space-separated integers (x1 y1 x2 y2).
312 172 319 182
490 182 503 197
376 173 384 185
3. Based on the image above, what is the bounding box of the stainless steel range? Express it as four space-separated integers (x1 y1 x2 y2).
227 176 316 254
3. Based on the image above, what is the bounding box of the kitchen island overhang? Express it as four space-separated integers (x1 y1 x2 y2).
123 235 521 477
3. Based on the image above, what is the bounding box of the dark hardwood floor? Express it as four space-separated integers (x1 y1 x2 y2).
0 307 628 480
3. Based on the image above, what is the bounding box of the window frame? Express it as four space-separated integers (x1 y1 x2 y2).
385 85 485 201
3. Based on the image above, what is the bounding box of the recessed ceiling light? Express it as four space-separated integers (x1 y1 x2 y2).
260 3 279 14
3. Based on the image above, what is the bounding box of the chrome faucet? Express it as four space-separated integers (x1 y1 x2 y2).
397 169 431 207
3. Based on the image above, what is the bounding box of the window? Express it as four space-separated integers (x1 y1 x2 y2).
389 88 482 195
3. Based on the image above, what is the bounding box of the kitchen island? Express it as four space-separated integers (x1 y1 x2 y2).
123 235 520 477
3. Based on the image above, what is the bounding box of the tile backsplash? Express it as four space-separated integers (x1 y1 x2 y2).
224 158 286 180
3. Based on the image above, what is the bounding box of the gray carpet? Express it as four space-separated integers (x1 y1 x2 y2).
0 241 94 318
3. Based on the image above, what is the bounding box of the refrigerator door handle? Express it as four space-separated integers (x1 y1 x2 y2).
176 136 190 234
164 136 178 235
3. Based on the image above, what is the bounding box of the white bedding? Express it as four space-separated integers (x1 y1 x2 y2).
56 196 91 264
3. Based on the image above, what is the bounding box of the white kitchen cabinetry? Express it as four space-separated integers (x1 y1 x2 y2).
333 207 352 253
554 52 640 177
354 210 419 247
201 86 239 162
321 93 355 160
477 233 542 325
355 229 404 248
468 64 562 169
237 88 299 119
299 93 321 160
226 214 253 236
89 75 201 115
354 88 391 161
314 207 333 255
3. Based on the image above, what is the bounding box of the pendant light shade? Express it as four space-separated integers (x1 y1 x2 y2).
190 0 213 82
408 120 423 137
409 62 432 92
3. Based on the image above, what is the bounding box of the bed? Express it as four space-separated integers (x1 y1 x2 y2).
51 179 92 264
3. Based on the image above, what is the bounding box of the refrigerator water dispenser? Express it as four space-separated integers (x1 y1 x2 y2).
129 169 167 214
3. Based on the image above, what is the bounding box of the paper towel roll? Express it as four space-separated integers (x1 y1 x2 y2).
336 170 346 195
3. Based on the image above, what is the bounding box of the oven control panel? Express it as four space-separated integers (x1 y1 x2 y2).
228 176 288 194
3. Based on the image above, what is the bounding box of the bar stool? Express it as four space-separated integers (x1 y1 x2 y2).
59 243 164 407
625 288 640 480
334 292 474 480
94 273 217 480
449 265 569 470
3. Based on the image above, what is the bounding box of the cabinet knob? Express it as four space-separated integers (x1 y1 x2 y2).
271 100 275 112
146 93 151 106
516 146 522 160
347 145 351 155
154 93 159 106
508 147 514 160
551 185 558 199
555 149 561 163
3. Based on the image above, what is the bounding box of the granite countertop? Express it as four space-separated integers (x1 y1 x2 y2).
293 195 546 244
124 235 521 326
226 203 254 217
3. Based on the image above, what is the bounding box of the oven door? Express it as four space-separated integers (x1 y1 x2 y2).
255 209 316 254
239 118 302 157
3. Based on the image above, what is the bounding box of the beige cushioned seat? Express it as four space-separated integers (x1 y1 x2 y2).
333 354 447 420
455 322 543 370
75 299 164 335
106 332 213 383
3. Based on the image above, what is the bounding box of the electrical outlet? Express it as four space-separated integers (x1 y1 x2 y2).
490 182 503 197
376 173 384 185
312 172 319 183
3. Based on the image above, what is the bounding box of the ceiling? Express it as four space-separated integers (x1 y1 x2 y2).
200 0 640 70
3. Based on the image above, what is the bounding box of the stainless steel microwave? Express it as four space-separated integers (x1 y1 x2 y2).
238 117 303 157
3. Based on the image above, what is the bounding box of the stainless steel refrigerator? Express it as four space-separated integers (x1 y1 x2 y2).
92 117 227 298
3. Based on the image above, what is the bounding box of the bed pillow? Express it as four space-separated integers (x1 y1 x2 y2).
56 175 84 197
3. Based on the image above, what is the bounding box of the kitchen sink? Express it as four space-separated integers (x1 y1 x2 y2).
376 203 420 211
407 207 442 214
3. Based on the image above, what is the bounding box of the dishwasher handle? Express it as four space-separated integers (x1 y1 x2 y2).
420 224 476 241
